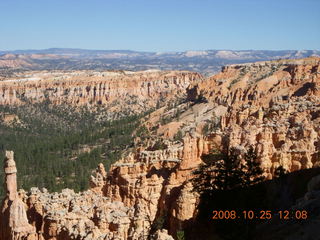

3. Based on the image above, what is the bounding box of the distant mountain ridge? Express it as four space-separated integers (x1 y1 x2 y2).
1 48 319 58
0 48 319 75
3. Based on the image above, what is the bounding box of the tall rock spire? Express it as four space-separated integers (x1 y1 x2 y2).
4 151 18 201
0 151 36 240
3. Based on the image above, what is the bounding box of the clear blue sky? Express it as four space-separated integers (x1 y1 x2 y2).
0 0 319 51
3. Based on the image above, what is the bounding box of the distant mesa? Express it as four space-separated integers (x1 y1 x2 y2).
0 49 319 75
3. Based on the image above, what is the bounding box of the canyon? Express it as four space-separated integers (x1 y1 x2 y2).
0 57 320 240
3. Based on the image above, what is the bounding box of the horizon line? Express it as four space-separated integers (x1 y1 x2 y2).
1 48 320 53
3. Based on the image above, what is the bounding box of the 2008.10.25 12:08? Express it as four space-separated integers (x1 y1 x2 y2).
212 210 308 220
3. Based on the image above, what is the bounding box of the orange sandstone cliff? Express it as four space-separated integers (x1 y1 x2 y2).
0 70 202 109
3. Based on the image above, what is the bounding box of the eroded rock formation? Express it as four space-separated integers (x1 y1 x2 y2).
1 57 320 239
0 151 147 240
0 135 205 239
0 70 203 111
0 151 36 240
185 57 320 178
104 136 205 236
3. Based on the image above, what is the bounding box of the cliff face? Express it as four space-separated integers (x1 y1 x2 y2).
1 57 320 240
184 57 320 177
188 57 320 104
0 70 203 112
104 136 207 234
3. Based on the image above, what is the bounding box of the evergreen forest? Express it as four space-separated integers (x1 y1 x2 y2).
0 102 147 198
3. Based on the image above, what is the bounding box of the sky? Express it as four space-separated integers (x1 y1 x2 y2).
0 0 319 52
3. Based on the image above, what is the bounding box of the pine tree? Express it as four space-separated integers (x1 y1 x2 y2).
241 146 265 187
193 146 265 194
274 165 288 178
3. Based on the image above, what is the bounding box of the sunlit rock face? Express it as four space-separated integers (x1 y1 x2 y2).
0 137 205 239
104 136 205 236
186 57 320 178
0 70 203 111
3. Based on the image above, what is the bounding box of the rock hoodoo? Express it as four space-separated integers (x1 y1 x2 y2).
0 151 36 240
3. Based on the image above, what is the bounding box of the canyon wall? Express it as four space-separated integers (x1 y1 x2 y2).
186 57 320 177
0 70 203 109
